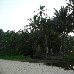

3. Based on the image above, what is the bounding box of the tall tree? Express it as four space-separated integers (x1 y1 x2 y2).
53 6 70 55
28 5 56 58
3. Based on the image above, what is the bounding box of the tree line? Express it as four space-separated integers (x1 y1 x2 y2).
0 0 74 59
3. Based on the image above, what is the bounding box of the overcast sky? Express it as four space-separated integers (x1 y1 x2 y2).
0 0 68 32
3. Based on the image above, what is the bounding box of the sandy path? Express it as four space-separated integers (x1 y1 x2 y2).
0 59 74 74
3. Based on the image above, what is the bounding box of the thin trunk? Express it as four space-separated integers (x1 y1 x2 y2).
62 32 67 56
45 35 49 58
60 34 63 56
51 48 52 53
60 38 62 53
38 44 40 52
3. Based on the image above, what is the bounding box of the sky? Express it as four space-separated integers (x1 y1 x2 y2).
0 0 69 32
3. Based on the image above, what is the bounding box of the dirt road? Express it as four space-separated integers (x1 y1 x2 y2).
0 59 74 74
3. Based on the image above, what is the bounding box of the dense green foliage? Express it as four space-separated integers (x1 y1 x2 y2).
0 0 74 59
0 29 33 56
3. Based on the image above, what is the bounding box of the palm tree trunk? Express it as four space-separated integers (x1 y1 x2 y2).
60 38 62 53
45 35 49 58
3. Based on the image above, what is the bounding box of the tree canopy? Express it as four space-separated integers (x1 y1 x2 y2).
0 1 74 59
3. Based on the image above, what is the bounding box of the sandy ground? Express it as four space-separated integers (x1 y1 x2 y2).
0 59 74 74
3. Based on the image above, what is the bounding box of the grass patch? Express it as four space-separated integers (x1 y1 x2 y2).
64 55 74 61
0 55 49 63
0 55 32 62
0 55 74 63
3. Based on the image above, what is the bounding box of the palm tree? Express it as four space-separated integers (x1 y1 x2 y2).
66 0 74 32
53 6 70 55
28 5 55 58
